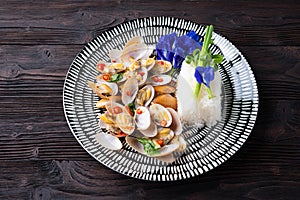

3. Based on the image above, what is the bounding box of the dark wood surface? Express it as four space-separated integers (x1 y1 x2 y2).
0 1 299 199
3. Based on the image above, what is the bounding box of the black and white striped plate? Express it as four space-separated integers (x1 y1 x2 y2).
63 17 258 181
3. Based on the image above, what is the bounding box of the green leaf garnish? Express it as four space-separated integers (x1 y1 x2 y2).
128 102 136 114
137 138 159 156
183 25 224 98
107 73 123 82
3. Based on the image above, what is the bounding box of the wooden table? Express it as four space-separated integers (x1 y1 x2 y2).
1 1 299 199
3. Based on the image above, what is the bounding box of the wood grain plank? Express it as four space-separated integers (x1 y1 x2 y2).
0 159 299 199
0 45 299 100
0 1 298 199
0 1 299 45
0 98 299 160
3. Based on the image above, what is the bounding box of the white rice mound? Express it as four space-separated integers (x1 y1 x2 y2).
176 61 222 127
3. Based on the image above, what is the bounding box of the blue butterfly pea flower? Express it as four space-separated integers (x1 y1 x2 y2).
186 30 203 46
156 31 202 68
194 66 215 88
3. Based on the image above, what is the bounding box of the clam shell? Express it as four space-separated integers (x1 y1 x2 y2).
152 128 175 146
95 80 118 96
125 136 179 157
95 61 110 73
121 43 152 65
149 75 172 86
88 81 113 99
149 103 172 127
166 108 182 135
95 132 122 150
134 106 151 130
152 94 177 110
135 85 155 107
125 136 145 155
138 120 157 137
154 85 176 94
96 99 109 109
141 57 155 71
151 60 172 74
170 135 187 152
143 85 155 107
115 111 135 135
108 49 122 63
124 36 144 48
121 77 138 105
136 67 148 85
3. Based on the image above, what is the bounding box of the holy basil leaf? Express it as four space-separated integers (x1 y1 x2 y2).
128 102 136 113
211 54 223 71
212 54 223 64
107 73 123 82
137 138 159 156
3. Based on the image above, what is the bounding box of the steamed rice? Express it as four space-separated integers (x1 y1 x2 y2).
176 61 222 127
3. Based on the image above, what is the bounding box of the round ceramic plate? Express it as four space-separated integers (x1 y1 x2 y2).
63 16 258 181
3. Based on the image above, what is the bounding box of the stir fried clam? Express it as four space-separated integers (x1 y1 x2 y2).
134 106 151 130
89 35 187 163
149 103 172 127
95 132 122 150
138 120 157 137
151 60 172 74
121 77 138 105
141 57 156 71
167 108 182 135
152 94 177 111
125 136 179 157
153 85 176 94
149 74 172 86
88 81 117 99
135 85 155 107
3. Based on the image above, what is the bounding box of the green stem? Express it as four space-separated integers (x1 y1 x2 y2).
206 86 214 99
194 26 213 98
169 68 176 76
194 83 201 97
199 25 213 67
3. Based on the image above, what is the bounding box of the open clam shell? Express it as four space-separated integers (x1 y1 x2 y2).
136 67 148 86
152 94 177 110
125 136 179 157
149 75 172 86
135 85 155 107
134 106 151 130
115 109 135 135
152 128 175 147
121 77 138 105
151 60 172 74
96 99 109 109
108 49 122 63
166 108 182 135
96 61 125 74
95 132 122 150
88 81 114 99
95 61 110 73
124 36 144 48
121 43 152 65
154 85 176 94
105 102 124 116
138 120 157 137
169 135 187 152
95 80 118 96
149 103 172 127
141 57 155 71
